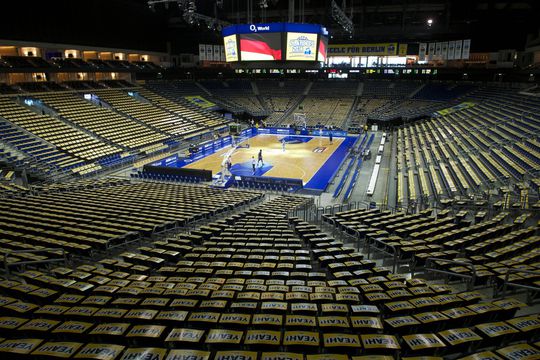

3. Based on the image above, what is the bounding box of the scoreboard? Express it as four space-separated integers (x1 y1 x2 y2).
222 23 328 64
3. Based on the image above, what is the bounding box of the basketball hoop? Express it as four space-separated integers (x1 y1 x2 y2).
293 113 307 128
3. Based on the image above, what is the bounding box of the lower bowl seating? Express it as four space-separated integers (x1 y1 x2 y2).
0 181 537 359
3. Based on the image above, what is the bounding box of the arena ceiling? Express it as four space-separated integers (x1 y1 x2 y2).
0 0 538 53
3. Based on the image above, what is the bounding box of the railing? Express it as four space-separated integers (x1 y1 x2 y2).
313 200 372 224
500 268 540 304
365 237 398 273
424 257 477 291
288 199 317 222
4 248 67 275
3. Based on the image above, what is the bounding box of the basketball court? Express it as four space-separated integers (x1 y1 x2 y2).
182 134 356 190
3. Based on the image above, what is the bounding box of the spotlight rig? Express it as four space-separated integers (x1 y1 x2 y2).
331 0 354 34
146 0 230 30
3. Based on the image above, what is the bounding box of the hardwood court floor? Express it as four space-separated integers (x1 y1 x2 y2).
184 134 344 184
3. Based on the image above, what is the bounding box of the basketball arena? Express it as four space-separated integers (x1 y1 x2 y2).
0 0 539 359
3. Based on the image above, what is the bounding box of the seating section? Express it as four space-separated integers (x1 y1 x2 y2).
0 97 120 164
0 188 537 359
92 90 200 137
0 55 52 68
0 83 18 94
285 81 357 129
394 87 540 208
135 88 227 131
131 169 204 184
257 80 307 125
351 98 449 128
0 181 262 257
0 56 161 71
413 83 476 101
325 206 540 313
0 82 233 177
36 92 168 149
0 169 29 197
362 80 421 99
145 80 209 97
201 80 266 116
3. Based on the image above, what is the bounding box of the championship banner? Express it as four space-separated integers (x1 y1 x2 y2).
418 43 427 61
286 32 318 61
328 43 398 56
220 45 225 62
455 40 463 60
462 39 471 59
398 44 408 56
435 42 442 56
213 45 221 61
447 41 455 60
441 42 448 60
428 43 435 60
205 44 213 61
199 44 206 61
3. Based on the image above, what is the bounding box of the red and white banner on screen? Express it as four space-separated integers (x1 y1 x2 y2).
240 38 282 61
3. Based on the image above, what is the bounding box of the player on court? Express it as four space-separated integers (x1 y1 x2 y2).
257 149 264 167
252 156 256 174
329 131 333 145
226 157 232 175
282 138 286 152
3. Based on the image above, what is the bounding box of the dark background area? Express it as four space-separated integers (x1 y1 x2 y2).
0 0 168 52
0 0 538 54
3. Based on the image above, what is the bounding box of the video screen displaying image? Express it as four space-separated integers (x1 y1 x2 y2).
286 32 317 61
239 33 282 61
318 35 328 62
223 34 239 62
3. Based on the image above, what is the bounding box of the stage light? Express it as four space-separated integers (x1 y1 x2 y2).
427 18 433 27
149 0 230 31
331 0 354 33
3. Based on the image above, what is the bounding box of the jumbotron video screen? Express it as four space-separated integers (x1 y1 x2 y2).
222 22 328 63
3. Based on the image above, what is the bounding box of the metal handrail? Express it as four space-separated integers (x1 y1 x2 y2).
4 248 67 275
424 257 477 291
366 236 398 273
501 268 540 303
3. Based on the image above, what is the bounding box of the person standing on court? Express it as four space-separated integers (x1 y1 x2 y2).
329 131 333 145
226 157 232 175
252 156 256 174
257 149 264 167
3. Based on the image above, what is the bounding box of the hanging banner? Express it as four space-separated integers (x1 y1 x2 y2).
199 44 206 61
205 44 213 61
435 102 476 117
418 43 427 61
398 44 408 56
447 41 455 60
213 45 221 61
185 96 217 110
441 42 448 60
220 45 226 62
455 40 463 60
462 39 471 59
327 43 398 56
435 42 442 57
428 43 436 60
